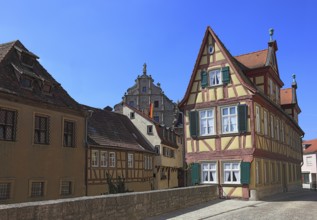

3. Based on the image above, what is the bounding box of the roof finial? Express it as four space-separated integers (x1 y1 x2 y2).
269 28 274 42
143 63 147 75
292 74 297 89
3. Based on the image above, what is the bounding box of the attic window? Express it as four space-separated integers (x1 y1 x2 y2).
21 54 34 67
147 125 153 135
21 77 32 88
130 112 135 119
42 84 51 93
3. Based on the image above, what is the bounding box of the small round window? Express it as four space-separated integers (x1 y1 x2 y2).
208 44 214 54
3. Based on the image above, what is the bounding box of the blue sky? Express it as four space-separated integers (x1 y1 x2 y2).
0 0 316 140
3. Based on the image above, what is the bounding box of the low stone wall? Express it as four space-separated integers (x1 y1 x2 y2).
0 185 218 220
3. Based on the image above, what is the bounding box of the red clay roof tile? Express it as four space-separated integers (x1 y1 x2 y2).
234 49 268 69
303 139 317 154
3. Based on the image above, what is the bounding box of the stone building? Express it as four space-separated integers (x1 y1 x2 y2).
114 64 179 128
0 41 86 204
179 26 304 200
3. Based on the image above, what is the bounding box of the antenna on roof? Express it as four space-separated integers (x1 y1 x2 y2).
269 28 274 41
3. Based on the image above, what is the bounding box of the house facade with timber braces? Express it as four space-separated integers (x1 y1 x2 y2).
179 26 304 200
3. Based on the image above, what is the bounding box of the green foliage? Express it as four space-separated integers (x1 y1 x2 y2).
106 172 130 194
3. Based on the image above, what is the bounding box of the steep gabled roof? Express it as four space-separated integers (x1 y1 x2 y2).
235 49 268 69
124 104 179 149
303 139 317 154
179 26 257 108
280 88 293 105
0 40 82 113
85 106 155 153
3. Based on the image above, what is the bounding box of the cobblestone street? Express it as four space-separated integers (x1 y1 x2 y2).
147 190 317 220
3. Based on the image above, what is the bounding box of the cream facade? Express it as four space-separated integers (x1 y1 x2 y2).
179 27 304 200
0 41 86 204
123 105 184 189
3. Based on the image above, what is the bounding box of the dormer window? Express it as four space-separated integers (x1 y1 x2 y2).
21 54 34 67
20 77 32 89
42 84 51 93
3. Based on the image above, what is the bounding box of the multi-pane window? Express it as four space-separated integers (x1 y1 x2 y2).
91 150 99 167
128 153 134 168
276 119 280 141
163 147 175 158
199 109 214 136
306 156 313 166
281 123 284 143
256 106 260 133
60 181 72 196
154 101 159 108
270 115 274 138
276 85 279 102
31 182 44 197
109 152 116 167
277 163 281 182
100 151 108 167
144 155 152 170
302 173 309 184
223 162 240 184
34 115 49 144
142 86 147 93
209 69 222 86
264 111 268 136
153 116 160 123
0 183 11 200
201 162 217 183
0 109 16 141
264 162 269 184
64 121 75 147
222 106 237 133
271 163 276 182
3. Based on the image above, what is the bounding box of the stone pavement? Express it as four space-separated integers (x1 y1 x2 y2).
145 190 314 220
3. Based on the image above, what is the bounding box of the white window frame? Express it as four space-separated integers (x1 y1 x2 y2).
256 106 261 133
223 162 240 184
91 150 99 167
109 152 116 167
269 79 273 96
100 151 108 167
306 156 313 166
209 69 222 86
270 115 274 138
276 85 279 102
0 182 11 200
199 109 215 136
30 181 44 197
128 153 134 168
221 106 238 134
264 110 268 136
276 119 280 141
281 123 284 143
201 162 218 183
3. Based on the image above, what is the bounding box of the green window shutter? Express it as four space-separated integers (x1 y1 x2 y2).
240 162 251 184
201 71 208 88
191 163 201 185
221 66 230 84
238 104 248 133
189 111 199 137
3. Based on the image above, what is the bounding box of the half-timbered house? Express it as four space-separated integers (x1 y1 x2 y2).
85 106 156 195
122 104 184 189
179 27 304 200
